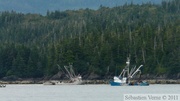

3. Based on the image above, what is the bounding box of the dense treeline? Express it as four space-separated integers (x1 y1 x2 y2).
0 0 179 79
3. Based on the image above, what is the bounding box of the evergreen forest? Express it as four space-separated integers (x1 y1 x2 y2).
0 0 179 79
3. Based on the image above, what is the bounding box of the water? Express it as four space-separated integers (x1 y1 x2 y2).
0 84 179 101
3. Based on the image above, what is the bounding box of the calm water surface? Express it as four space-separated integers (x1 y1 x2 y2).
0 84 179 101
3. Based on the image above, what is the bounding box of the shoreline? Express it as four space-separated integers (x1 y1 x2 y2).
0 79 180 84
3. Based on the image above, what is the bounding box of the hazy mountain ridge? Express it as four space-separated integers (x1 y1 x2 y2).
0 0 163 15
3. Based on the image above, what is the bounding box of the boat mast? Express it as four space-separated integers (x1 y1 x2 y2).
126 57 130 83
64 65 74 80
130 65 143 78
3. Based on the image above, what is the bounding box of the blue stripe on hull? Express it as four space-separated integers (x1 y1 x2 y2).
110 81 121 86
110 81 149 86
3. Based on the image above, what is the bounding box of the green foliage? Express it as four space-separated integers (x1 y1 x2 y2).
0 0 179 79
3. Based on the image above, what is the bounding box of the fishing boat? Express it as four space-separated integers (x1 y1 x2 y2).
0 84 6 88
110 57 149 86
44 65 82 85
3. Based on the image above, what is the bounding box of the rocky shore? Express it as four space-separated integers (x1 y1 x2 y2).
0 79 180 84
1 74 180 84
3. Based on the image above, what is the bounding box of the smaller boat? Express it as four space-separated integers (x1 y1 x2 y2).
110 57 149 86
0 84 6 88
44 64 82 85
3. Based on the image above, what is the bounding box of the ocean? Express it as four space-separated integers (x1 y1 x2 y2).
0 84 179 101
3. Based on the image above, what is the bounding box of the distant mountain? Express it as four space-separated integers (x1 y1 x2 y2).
0 0 163 15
